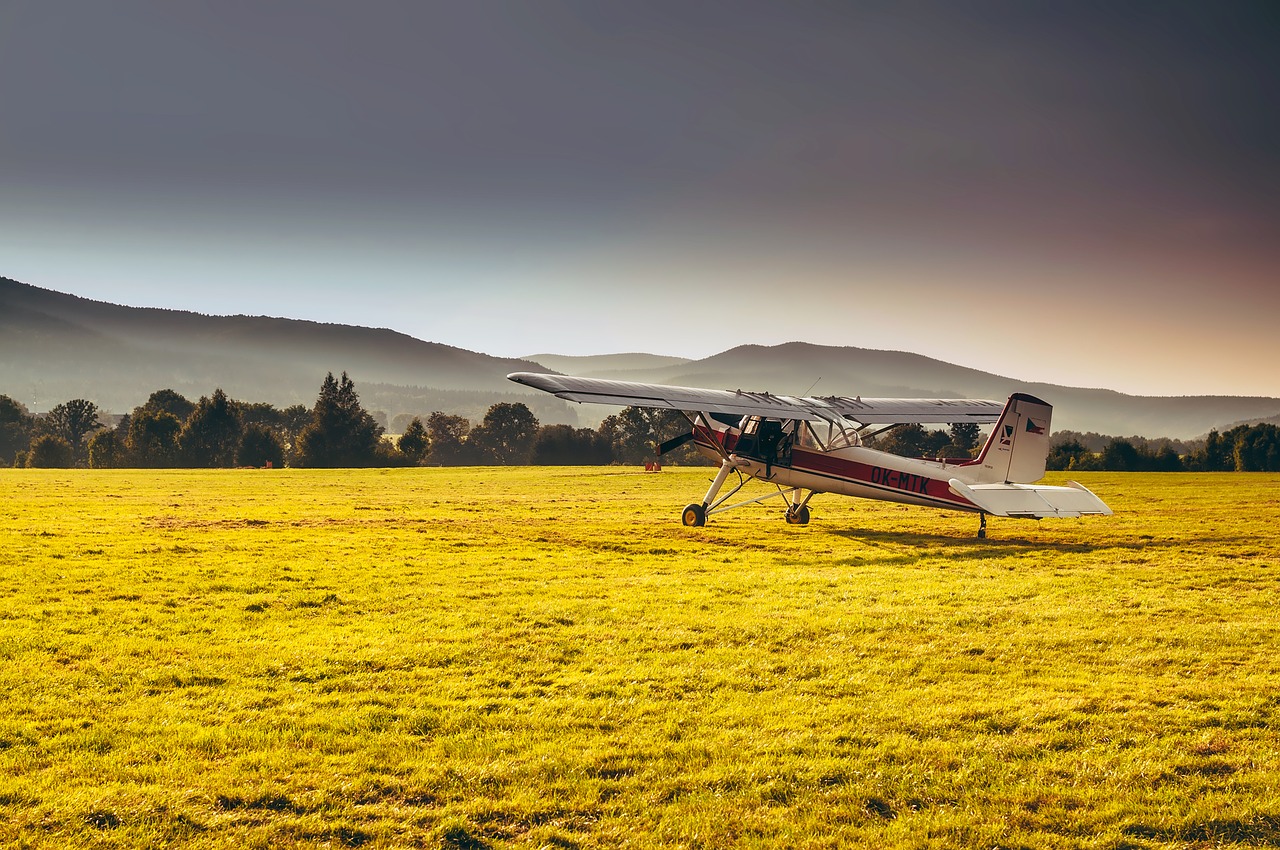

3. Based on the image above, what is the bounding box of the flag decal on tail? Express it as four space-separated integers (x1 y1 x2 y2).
1025 419 1046 435
1000 425 1014 446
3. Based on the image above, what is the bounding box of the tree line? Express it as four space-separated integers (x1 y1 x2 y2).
866 422 1280 473
4 375 1279 471
1047 424 1280 472
0 373 709 469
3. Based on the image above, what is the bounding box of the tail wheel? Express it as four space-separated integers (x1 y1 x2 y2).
682 503 707 527
786 505 810 525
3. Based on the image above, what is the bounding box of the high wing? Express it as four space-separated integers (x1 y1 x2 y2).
508 372 1004 425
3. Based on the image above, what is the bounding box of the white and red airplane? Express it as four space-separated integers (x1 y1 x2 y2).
508 371 1112 537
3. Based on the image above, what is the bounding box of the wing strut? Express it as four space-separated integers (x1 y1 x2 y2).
678 410 731 463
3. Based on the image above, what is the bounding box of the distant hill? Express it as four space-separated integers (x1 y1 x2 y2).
528 342 1280 438
1209 413 1280 435
0 276 578 425
524 352 694 377
7 276 1279 438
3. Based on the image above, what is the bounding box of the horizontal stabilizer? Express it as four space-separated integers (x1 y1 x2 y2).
948 478 1113 518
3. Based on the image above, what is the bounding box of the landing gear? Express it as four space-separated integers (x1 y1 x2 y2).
786 489 814 526
681 460 737 527
678 458 814 527
977 512 987 539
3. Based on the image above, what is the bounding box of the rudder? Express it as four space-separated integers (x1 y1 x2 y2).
965 393 1053 484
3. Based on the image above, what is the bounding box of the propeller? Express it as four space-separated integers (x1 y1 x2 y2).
658 432 695 455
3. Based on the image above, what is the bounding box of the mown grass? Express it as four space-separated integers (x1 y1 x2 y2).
1 467 1278 848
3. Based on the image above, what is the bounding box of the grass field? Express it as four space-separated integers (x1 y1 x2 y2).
1 467 1278 849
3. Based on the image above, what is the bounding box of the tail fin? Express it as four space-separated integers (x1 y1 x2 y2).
965 393 1052 484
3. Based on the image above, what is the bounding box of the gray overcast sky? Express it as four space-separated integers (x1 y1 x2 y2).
3 2 1279 395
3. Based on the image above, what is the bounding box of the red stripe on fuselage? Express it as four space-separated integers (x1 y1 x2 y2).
794 448 964 502
692 435 977 510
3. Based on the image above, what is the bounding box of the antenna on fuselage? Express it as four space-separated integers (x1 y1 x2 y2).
801 377 821 396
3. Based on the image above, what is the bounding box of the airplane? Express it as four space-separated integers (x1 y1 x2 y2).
507 371 1112 537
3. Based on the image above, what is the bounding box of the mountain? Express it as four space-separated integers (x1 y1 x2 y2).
526 342 1280 438
0 276 577 425
523 352 694 377
7 276 1279 438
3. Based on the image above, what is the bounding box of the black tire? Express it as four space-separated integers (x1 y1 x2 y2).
682 503 706 527
786 505 810 525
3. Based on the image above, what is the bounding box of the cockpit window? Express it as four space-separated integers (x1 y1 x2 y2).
829 428 862 449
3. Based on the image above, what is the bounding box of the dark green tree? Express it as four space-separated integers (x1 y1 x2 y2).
0 394 32 465
598 408 652 464
1152 445 1184 472
236 423 285 468
87 430 128 468
1101 438 1141 471
923 428 952 458
1047 439 1090 471
397 417 429 464
295 372 384 467
26 434 74 468
598 406 700 465
128 408 182 467
1233 423 1280 472
236 401 282 429
945 422 981 457
531 424 614 465
278 404 311 455
142 389 196 422
45 399 104 462
425 411 477 466
179 389 242 467
1197 430 1232 471
878 423 929 458
469 403 539 465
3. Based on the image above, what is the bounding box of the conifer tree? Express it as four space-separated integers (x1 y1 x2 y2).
295 372 383 467
179 389 242 467
397 417 429 464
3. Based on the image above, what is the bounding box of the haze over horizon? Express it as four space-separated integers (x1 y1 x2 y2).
3 3 1278 398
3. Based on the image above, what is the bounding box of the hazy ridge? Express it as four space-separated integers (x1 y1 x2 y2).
5 277 1279 437
1 276 579 426
516 342 1280 437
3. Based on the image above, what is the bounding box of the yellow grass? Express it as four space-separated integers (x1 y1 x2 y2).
1 468 1278 848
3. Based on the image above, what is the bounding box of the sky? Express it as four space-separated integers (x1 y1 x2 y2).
2 2 1278 397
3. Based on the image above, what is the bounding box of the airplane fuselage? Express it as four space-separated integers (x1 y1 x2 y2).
695 438 984 513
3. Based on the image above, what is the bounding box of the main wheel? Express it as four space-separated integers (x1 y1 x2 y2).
786 505 810 525
682 503 707 527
